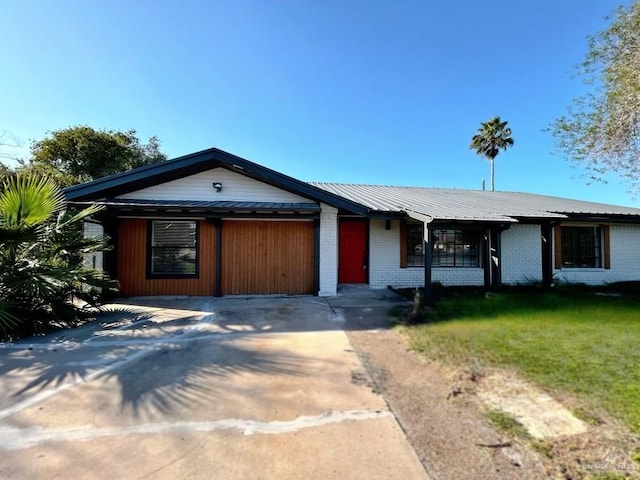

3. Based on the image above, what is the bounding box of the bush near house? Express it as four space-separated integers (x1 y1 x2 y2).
403 289 640 433
0 175 116 340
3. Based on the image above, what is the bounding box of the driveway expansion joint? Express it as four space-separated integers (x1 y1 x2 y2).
0 409 393 450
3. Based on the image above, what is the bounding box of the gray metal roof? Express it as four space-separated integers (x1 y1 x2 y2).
309 183 640 222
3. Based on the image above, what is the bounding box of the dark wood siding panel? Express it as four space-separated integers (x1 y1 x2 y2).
221 220 314 295
117 219 216 296
117 219 146 296
603 224 611 269
554 225 562 269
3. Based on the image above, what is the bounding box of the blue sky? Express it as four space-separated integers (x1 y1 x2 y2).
1 1 636 205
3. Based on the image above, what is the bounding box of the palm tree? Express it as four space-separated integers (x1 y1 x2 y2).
0 175 116 338
470 117 514 192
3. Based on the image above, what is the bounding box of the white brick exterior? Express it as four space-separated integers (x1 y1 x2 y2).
368 219 484 288
501 224 543 284
365 220 640 290
117 168 309 203
553 224 640 285
318 203 338 296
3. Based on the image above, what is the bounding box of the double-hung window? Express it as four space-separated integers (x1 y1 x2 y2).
149 221 198 276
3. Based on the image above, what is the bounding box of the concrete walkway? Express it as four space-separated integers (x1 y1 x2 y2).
0 289 426 479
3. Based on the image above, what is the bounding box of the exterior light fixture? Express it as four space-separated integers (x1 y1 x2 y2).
212 182 223 192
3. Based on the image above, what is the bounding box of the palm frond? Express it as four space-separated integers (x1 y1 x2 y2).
0 175 65 228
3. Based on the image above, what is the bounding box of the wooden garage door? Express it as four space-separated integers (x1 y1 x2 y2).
221 220 315 295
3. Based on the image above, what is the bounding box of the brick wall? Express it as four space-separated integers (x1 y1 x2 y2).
501 224 543 284
319 203 338 296
368 219 484 288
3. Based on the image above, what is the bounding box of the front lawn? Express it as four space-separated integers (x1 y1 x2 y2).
404 290 640 432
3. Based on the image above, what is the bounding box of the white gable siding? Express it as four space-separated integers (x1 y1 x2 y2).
368 219 484 288
117 168 310 203
501 224 543 284
553 224 640 284
319 203 338 296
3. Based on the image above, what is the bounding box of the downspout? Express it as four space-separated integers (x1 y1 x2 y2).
403 210 434 303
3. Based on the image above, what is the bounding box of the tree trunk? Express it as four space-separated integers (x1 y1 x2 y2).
490 158 495 191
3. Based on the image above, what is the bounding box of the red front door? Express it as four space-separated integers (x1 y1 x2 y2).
339 220 367 283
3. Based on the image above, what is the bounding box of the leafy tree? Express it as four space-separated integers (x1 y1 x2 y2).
25 126 166 187
470 116 514 191
550 3 640 189
0 175 116 339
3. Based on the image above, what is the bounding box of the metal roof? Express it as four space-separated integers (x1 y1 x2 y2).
309 183 640 222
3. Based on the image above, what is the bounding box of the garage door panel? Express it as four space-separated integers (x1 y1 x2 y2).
222 221 315 295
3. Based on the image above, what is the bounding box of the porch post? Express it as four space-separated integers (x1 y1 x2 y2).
403 211 434 303
490 228 502 289
423 222 432 303
207 218 222 297
483 229 492 288
541 223 553 287
313 218 320 295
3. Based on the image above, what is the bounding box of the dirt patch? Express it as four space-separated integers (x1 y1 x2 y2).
347 327 640 480
347 328 548 480
478 372 587 439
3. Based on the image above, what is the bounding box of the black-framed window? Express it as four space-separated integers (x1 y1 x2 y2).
561 226 602 268
432 229 481 267
405 224 481 268
406 223 425 266
149 220 198 276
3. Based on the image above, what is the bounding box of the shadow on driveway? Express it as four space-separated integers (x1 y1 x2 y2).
0 288 409 418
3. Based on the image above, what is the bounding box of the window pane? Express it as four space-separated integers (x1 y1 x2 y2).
152 247 197 274
407 223 424 266
151 221 198 275
561 226 601 268
404 225 480 268
432 229 480 268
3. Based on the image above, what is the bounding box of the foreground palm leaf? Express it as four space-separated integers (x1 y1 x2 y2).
0 174 117 339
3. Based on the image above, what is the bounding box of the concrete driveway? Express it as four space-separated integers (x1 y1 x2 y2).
0 289 426 479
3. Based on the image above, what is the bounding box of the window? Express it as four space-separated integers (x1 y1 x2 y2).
432 229 481 267
402 223 481 268
406 223 425 266
149 221 198 276
560 226 602 268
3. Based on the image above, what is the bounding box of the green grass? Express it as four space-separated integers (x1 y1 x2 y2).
404 290 640 432
485 409 530 439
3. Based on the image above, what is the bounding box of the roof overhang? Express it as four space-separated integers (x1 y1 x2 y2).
70 199 322 219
